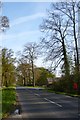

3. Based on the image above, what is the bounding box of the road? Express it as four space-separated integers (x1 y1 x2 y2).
16 87 79 119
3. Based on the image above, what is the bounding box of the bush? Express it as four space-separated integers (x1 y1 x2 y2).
47 76 76 93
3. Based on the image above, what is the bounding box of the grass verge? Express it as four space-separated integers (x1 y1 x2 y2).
43 88 80 97
2 87 16 118
25 85 45 89
0 89 2 119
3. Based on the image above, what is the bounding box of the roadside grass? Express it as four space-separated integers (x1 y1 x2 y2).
0 89 2 119
2 87 16 118
44 88 79 97
25 85 79 97
25 85 45 89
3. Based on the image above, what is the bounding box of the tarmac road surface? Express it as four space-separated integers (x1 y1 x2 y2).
14 87 80 119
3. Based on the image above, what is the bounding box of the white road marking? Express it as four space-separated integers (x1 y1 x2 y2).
65 96 72 98
34 93 62 107
44 98 62 107
35 94 40 97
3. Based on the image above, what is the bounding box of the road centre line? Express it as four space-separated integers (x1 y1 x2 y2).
34 93 62 107
35 93 40 97
65 95 72 98
44 98 62 107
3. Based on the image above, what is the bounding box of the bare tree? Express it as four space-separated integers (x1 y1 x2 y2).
40 4 70 78
24 42 39 87
52 1 79 74
17 57 31 86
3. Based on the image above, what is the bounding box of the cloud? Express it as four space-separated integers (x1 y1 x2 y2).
1 30 40 41
10 13 46 27
4 0 76 2
3 0 59 2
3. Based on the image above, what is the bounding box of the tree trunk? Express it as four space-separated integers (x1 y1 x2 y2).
72 3 79 73
28 68 31 85
62 40 70 77
5 74 8 87
31 60 35 87
23 77 26 86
